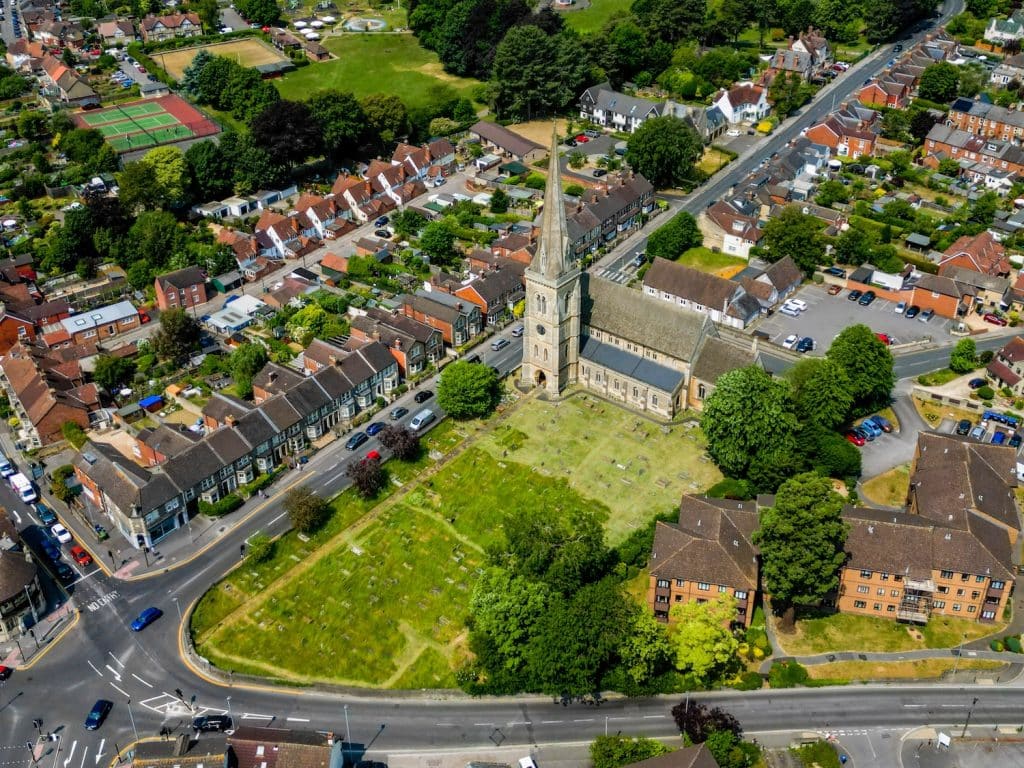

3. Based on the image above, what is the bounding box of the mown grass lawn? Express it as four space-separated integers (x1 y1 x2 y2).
274 34 479 109
860 463 910 508
805 658 1003 682
561 0 632 34
778 613 1002 656
676 246 747 278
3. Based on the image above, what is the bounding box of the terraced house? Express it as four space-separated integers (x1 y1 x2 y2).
649 433 1018 627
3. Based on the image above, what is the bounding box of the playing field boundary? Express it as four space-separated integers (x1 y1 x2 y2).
73 94 220 154
152 38 292 80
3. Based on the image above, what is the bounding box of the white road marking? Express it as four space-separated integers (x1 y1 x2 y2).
573 719 594 723
78 746 88 768
110 683 130 697
902 704 926 708
541 720 563 724
107 651 124 668
87 661 103 678
642 715 666 719
286 717 310 723
104 665 122 682
473 723 494 727
132 673 153 688
506 721 530 726
267 512 287 526
62 741 76 768
9 509 19 524
241 713 275 720
434 723 457 727
94 740 105 766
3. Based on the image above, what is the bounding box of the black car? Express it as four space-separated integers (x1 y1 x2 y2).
904 305 920 319
796 337 815 353
858 290 876 306
414 390 433 404
823 267 846 278
345 432 369 451
389 406 409 420
955 419 972 436
592 168 608 178
968 378 987 389
1011 433 1023 448
54 562 75 582
374 229 391 238
847 289 862 301
193 715 233 732
85 700 113 730
565 138 577 147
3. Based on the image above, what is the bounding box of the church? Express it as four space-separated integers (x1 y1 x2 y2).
519 131 761 418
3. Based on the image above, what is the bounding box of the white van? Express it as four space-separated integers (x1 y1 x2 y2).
0 454 13 478
519 758 539 768
409 409 436 432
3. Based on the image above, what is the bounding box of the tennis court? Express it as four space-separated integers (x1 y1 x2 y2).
73 95 220 153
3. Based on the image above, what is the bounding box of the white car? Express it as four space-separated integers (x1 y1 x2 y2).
781 334 799 350
51 523 72 544
726 129 741 137
783 298 808 312
895 301 906 314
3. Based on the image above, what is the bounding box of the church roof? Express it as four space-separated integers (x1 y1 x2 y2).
582 275 711 362
529 130 571 281
580 336 685 392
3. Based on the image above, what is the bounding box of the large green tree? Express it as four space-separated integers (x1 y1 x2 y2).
761 206 826 276
632 0 706 43
826 324 895 413
249 100 323 166
152 308 202 363
646 211 702 261
753 473 849 629
92 355 136 393
185 140 233 203
625 116 703 189
470 567 552 675
918 61 961 104
700 366 799 487
230 343 269 399
668 594 740 681
235 0 279 25
284 485 330 533
491 27 589 121
949 338 977 374
616 608 673 687
360 93 409 150
786 357 853 430
590 736 671 768
833 226 873 266
141 146 187 208
437 359 500 418
308 90 366 160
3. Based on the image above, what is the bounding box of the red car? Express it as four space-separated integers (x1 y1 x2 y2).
845 430 866 446
875 332 892 345
0 665 11 680
364 450 381 462
574 134 589 143
138 310 151 324
70 545 92 566
984 313 1008 326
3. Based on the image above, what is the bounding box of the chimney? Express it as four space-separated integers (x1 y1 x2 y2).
225 414 236 426
328 354 337 365
394 337 402 349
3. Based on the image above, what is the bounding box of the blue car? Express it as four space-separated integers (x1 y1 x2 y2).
365 421 386 436
35 503 57 525
868 415 893 433
859 419 882 438
993 431 1007 445
41 542 61 562
130 607 163 632
345 432 369 450
85 700 113 730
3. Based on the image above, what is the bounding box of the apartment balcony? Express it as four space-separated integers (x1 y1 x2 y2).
904 577 936 593
897 605 930 624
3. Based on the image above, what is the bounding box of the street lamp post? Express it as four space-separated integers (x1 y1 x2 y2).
226 696 232 718
962 696 980 739
953 632 968 676
127 697 139 743
23 584 38 623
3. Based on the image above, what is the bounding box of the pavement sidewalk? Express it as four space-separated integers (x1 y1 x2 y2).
0 600 76 667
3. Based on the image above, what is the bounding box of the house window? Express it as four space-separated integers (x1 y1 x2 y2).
873 603 882 611
734 591 748 599
982 610 996 620
698 384 706 399
675 595 682 601
655 595 668 603
956 588 965 597
971 591 980 599
880 573 889 581
976 575 986 583
940 570 953 579
938 586 949 594
968 605 977 613
891 590 900 597
652 395 659 407
857 585 869 594
860 570 872 579
961 573 970 581
675 579 684 587
854 600 867 609
718 585 728 593
656 579 670 588
698 582 710 591
877 588 885 596
934 600 946 609
632 387 639 398
992 580 1005 590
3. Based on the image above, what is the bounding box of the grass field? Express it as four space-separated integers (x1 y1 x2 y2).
776 613 1002 656
560 0 632 33
155 39 290 80
193 395 720 687
274 34 479 109
860 463 910 508
697 147 734 176
677 246 747 278
805 658 1004 682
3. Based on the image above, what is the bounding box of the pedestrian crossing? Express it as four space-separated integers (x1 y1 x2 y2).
595 267 631 284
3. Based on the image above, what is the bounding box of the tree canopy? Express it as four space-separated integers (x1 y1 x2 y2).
626 116 703 189
152 308 202 363
437 359 500 418
949 338 977 374
646 211 702 261
761 206 826 276
918 61 960 103
668 594 740 680
284 485 330 533
826 324 894 413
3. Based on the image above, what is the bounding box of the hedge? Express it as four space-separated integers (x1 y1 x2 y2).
199 493 243 517
238 467 283 498
731 671 764 691
991 638 1005 652
769 660 809 688
1005 635 1022 653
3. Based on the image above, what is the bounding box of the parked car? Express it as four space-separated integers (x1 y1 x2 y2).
574 134 589 143
827 284 842 295
491 337 510 351
35 504 56 526
565 138 577 147
511 324 524 337
845 430 866 446
780 304 801 317
130 607 163 632
858 290 876 306
868 415 893 433
984 313 1008 326
824 267 846 278
993 431 1007 445
955 419 972 436
592 168 608 178
365 421 386 436
1011 434 1023 448
852 425 873 442
365 450 382 462
796 337 815 353
875 333 892 345
389 406 409 420
781 334 799 350
970 425 986 440
54 562 75 582
968 378 987 389
345 432 369 450
50 524 72 544
784 298 808 312
193 715 232 732
41 542 61 562
414 390 433 404
847 289 863 301
0 665 11 680
859 419 882 438
895 301 906 314
904 305 920 319
919 308 935 322
374 216 389 227
70 545 92 565
374 229 391 238
583 129 601 138
85 700 113 730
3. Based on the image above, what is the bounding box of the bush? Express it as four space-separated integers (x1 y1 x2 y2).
769 660 809 688
61 420 87 449
991 638 1005 652
732 671 764 691
238 469 280 498
705 477 755 500
977 385 995 401
247 533 274 563
1005 635 1022 653
979 350 994 364
198 493 243 517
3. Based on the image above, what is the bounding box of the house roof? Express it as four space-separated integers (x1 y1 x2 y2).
141 12 200 30
763 255 803 291
940 231 1010 276
202 391 253 424
156 265 205 292
60 300 137 334
692 336 759 383
136 424 201 458
998 335 1024 364
987 358 1021 386
0 546 37 603
940 264 1010 294
622 744 720 768
469 121 543 158
580 82 663 119
253 361 304 397
644 257 739 310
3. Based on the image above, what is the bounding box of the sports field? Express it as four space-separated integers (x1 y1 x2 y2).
155 38 291 80
74 95 219 153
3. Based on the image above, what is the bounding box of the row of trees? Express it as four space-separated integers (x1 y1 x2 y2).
702 325 894 493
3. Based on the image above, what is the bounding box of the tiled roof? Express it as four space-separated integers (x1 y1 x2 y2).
644 257 738 310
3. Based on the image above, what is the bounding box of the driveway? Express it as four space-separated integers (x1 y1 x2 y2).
857 386 926 480
220 7 249 30
755 283 954 355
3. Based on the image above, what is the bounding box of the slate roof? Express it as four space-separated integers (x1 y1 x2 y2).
622 744 720 768
998 336 1024 364
469 121 543 158
156 266 205 291
136 424 200 458
0 547 37 602
644 258 738 310
253 362 304 398
579 82 663 119
202 392 253 424
580 336 684 392
582 274 711 362
691 336 759 383
74 441 178 515
988 359 1021 386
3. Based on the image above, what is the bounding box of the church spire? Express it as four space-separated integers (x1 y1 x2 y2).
534 127 570 280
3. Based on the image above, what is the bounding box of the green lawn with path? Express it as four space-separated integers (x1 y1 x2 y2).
192 394 721 687
274 34 479 110
561 0 632 33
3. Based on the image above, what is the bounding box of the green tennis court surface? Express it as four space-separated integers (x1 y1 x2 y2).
108 125 193 152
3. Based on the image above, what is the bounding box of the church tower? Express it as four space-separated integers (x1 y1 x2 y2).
520 129 581 397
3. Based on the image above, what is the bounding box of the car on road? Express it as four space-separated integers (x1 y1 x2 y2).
919 308 935 322
827 284 842 295
70 545 92 565
374 229 391 238
592 168 608 178
858 290 876 306
845 430 866 446
895 301 906 314
511 324 524 337
970 425 986 440
193 715 233 732
796 337 815 353
491 337 510 351
0 665 10 680
781 334 799 350
868 414 893 433
35 504 56 525
847 289 862 301
904 305 920 319
414 389 433 403
365 421 386 436
41 541 61 562
956 419 972 436
984 312 1008 326
365 450 382 462
54 562 75 582
969 378 987 389
130 607 163 632
85 700 113 730
389 406 408 420
51 523 72 543
374 216 389 227
894 43 903 51
345 432 369 451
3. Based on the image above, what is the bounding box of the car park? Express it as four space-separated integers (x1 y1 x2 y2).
895 301 906 314
919 309 935 322
847 289 862 301
130 607 163 632
869 415 893 433
845 430 865 446
365 421 386 436
984 410 1020 428
193 715 232 732
51 523 72 543
85 700 113 730
904 305 920 319
389 406 408 420
784 299 808 312
70 546 92 565
781 334 799 350
984 313 1008 326
796 337 815 353
956 419 972 436
858 290 876 306
414 390 433 403
345 432 369 450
